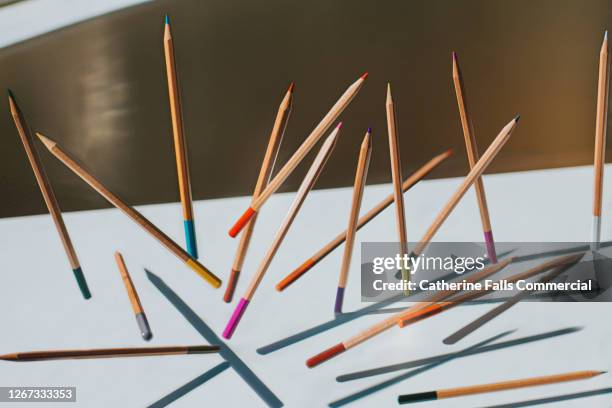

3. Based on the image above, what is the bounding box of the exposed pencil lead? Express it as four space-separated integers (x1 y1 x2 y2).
7 88 14 99
452 51 457 61
36 132 56 150
165 14 170 25
336 122 343 130
367 127 372 134
514 114 521 123
287 82 295 93
360 72 369 80
605 30 608 41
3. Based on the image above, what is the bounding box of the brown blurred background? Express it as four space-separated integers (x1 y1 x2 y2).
1 0 611 218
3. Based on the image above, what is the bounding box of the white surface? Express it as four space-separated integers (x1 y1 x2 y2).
0 0 151 48
0 164 611 407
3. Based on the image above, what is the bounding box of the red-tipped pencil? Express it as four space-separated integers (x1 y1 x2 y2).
228 73 368 237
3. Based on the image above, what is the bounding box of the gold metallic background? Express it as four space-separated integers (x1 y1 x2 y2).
1 0 611 218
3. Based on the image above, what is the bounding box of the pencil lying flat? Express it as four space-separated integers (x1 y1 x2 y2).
335 128 372 314
306 257 513 368
386 84 410 294
115 251 152 341
398 370 604 404
443 255 582 344
452 52 498 263
592 31 610 250
36 133 221 289
275 148 453 291
228 73 367 237
224 83 293 303
223 124 341 339
8 90 91 299
0 345 220 361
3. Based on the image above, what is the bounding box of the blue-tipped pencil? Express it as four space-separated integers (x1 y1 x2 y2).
8 90 91 299
115 252 153 341
164 14 198 258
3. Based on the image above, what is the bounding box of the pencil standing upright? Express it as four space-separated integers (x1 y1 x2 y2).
224 83 293 303
592 30 610 250
386 84 410 292
164 15 198 259
114 251 153 341
8 90 91 300
452 52 498 263
335 128 372 314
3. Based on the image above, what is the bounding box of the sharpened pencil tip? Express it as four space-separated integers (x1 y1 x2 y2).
165 14 170 25
336 122 343 130
7 88 14 100
36 132 56 150
287 82 295 93
367 127 372 133
605 30 608 41
514 114 521 123
452 51 457 61
600 371 608 375
360 72 368 80
445 148 454 156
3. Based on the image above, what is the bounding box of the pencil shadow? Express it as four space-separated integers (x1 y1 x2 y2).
328 330 513 407
146 270 283 408
336 326 582 382
257 271 459 355
148 361 230 408
478 387 612 408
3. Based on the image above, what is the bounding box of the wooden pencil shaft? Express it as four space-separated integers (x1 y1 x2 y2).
3 346 219 361
343 257 512 349
452 54 492 231
593 34 610 216
338 132 372 288
244 129 339 299
386 86 409 256
413 117 518 256
275 149 452 290
114 252 144 314
164 22 193 221
437 371 600 399
9 94 80 269
231 87 293 271
251 76 364 211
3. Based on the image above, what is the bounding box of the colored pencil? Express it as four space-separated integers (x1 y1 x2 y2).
443 259 580 345
452 52 498 263
0 345 220 361
386 84 411 294
164 15 198 259
224 83 293 303
411 115 519 257
396 252 583 328
335 128 372 314
114 251 153 341
228 73 367 237
592 31 610 250
306 256 513 368
275 148 453 291
398 370 604 404
223 124 341 339
36 133 221 288
8 90 91 300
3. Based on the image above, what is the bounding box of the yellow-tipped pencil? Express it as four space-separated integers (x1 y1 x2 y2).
36 132 221 289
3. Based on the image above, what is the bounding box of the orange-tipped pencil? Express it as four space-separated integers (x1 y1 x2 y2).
386 83 410 293
275 149 453 291
335 128 372 314
592 31 610 250
452 52 497 263
223 124 341 339
228 73 368 237
0 345 220 361
224 83 293 303
397 370 604 404
164 15 198 259
115 251 152 341
36 133 221 289
8 90 91 300
306 257 513 368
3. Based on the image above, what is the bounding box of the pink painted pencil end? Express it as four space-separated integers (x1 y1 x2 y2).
222 298 250 339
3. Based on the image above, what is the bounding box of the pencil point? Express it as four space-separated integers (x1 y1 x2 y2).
287 82 295 93
36 132 56 150
514 114 521 123
165 14 170 25
367 127 372 134
605 30 608 41
360 72 369 80
336 122 343 130
7 88 14 100
452 51 457 61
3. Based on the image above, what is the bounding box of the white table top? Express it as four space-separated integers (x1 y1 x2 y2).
0 164 611 407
